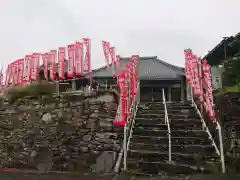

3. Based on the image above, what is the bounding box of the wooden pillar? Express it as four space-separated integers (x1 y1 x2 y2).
186 83 192 102
168 87 171 102
56 81 60 96
105 80 108 90
180 78 184 102
72 79 76 91
151 88 154 102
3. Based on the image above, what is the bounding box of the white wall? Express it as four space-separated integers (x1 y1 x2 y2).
211 65 224 90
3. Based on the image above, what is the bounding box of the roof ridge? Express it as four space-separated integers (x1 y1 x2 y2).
154 58 184 71
120 56 157 60
91 56 153 73
120 56 184 70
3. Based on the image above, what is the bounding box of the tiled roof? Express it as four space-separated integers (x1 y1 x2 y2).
91 56 184 80
203 32 240 66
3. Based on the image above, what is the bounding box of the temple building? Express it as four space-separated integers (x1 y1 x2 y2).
91 56 186 102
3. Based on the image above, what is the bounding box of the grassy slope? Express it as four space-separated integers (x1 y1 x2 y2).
215 84 240 96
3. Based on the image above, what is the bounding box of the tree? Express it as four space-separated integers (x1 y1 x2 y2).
223 56 240 89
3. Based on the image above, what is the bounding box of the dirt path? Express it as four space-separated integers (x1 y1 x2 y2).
0 171 240 180
114 173 240 180
0 171 116 180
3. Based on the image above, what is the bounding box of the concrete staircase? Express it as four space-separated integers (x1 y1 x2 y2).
127 102 220 176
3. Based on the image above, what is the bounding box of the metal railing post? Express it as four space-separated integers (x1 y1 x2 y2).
162 88 171 162
216 121 226 173
123 82 140 171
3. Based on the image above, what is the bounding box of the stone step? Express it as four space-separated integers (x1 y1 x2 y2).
131 135 211 145
136 113 165 118
126 160 215 176
138 108 186 113
133 128 208 137
135 122 167 129
138 107 195 113
136 113 199 119
135 117 202 127
135 121 203 130
129 142 215 154
128 150 219 167
138 106 194 111
137 110 197 117
139 102 192 106
139 103 193 110
126 160 203 175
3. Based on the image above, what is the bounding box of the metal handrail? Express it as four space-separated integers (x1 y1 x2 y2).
127 82 140 151
113 82 140 172
162 88 172 162
191 99 219 155
191 97 225 173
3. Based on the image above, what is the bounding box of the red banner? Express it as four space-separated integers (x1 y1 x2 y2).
42 53 49 81
12 61 19 86
116 55 120 75
184 49 192 83
198 57 204 103
102 41 110 71
50 50 56 81
4 65 10 87
114 55 139 126
30 53 40 81
75 41 83 76
9 62 14 86
131 55 139 94
9 64 13 85
67 44 75 78
83 38 91 74
184 49 216 121
189 55 196 93
23 55 32 83
17 59 24 85
202 60 215 121
114 72 127 126
0 67 3 88
58 47 65 79
129 57 136 99
109 47 115 78
192 55 201 96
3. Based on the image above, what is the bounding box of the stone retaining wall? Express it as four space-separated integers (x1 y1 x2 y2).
0 93 123 173
215 92 240 173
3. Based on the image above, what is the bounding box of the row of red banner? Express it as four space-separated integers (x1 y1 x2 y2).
102 41 120 78
184 49 215 121
114 55 139 126
0 38 91 88
0 68 3 88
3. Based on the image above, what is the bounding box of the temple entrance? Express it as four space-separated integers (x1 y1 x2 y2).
171 88 182 102
140 87 168 102
153 87 167 102
139 80 184 102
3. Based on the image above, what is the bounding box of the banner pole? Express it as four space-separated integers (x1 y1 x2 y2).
123 123 127 170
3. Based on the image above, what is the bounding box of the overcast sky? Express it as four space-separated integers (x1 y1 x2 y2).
0 0 240 70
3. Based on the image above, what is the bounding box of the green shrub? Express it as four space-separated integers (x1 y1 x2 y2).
7 82 55 100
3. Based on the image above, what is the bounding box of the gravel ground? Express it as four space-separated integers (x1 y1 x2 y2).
0 171 240 180
114 173 240 180
0 171 117 180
